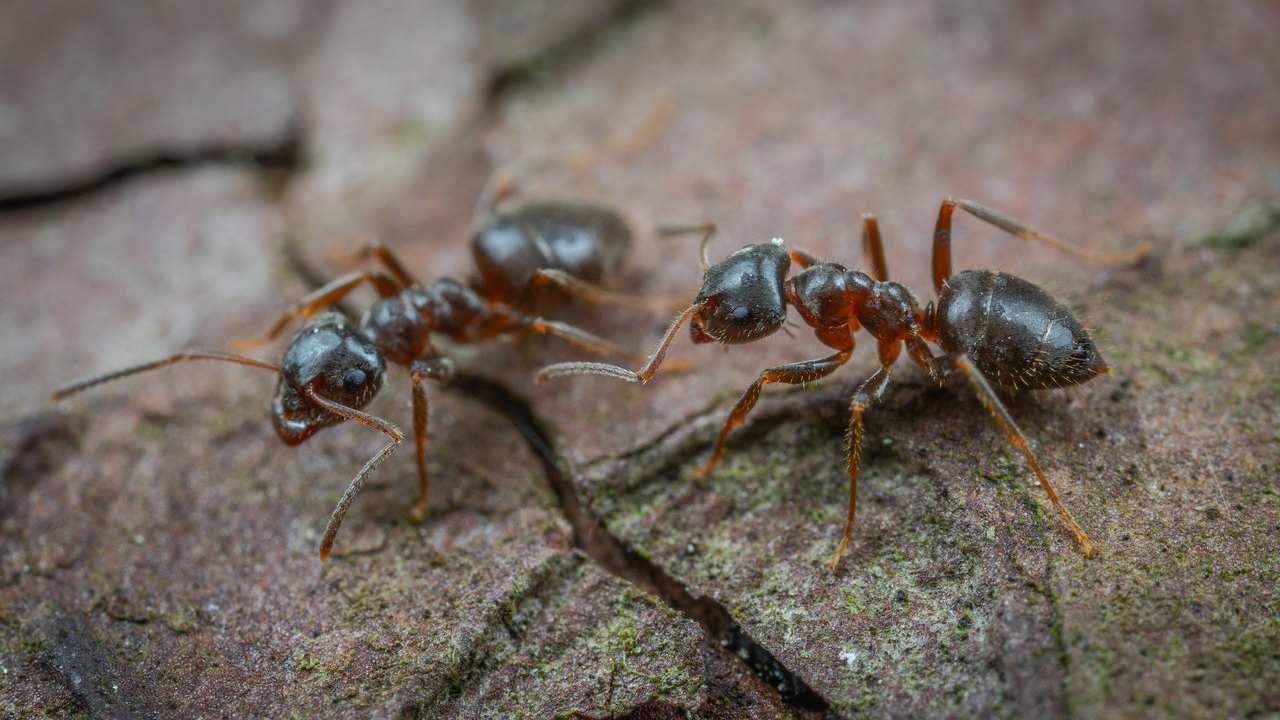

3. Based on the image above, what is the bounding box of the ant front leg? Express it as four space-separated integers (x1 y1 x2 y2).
830 340 898 571
693 327 853 480
861 214 889 281
352 242 420 288
406 355 456 522
235 271 402 350
953 355 1097 557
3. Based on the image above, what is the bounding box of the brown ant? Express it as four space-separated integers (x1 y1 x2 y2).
538 199 1148 570
51 176 688 560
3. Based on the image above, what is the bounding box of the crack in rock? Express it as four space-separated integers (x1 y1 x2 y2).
446 373 839 718
0 127 303 213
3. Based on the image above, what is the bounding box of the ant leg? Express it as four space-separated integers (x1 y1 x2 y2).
523 268 687 313
406 356 455 522
473 171 522 222
535 301 706 384
861 214 889 281
51 352 281 400
788 248 822 269
693 330 854 480
953 355 1098 557
352 242 419 287
932 198 1150 294
658 223 717 271
829 359 895 571
513 315 645 362
234 271 401 351
905 336 943 385
304 387 404 560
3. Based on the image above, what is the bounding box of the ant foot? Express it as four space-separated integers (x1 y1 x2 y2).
689 461 716 481
826 538 850 572
404 498 429 524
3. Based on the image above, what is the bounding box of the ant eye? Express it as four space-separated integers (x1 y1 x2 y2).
342 369 367 393
731 305 751 323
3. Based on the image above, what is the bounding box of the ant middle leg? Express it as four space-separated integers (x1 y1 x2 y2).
406 355 456 522
692 327 853 480
931 198 1150 294
235 271 401 350
953 355 1098 557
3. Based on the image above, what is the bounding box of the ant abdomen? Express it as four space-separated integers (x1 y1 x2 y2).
934 270 1108 389
472 201 632 305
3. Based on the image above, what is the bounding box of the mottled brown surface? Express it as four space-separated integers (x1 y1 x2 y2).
1 1 1278 718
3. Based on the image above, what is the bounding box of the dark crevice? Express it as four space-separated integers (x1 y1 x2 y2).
445 373 840 718
481 0 667 107
0 412 80 520
0 125 304 213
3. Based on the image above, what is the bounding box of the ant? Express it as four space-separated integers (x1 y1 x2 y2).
51 174 691 560
538 198 1148 570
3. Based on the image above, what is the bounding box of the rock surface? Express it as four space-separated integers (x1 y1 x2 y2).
1 1 1277 718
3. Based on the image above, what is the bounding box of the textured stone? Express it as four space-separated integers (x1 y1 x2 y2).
0 1 307 191
1 0 1277 717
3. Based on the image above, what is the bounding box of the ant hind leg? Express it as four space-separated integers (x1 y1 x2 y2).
931 198 1150 294
953 355 1098 557
524 268 687 313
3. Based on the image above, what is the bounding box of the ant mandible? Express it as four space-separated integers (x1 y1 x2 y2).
52 174 686 560
537 199 1148 570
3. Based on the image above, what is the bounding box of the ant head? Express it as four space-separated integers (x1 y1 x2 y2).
272 312 386 445
690 239 791 345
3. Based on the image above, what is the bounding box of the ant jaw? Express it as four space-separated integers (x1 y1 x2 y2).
689 316 717 344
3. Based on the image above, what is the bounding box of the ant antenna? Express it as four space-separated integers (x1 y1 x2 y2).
537 301 706 384
658 223 718 271
304 387 404 560
51 352 282 400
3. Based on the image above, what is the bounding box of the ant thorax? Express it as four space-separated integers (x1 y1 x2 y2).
361 278 493 363
784 263 871 329
855 280 925 342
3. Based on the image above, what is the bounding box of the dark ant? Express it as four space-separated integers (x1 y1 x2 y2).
538 199 1149 570
51 175 689 560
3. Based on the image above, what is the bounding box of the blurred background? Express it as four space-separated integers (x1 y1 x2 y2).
1 2 1277 718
